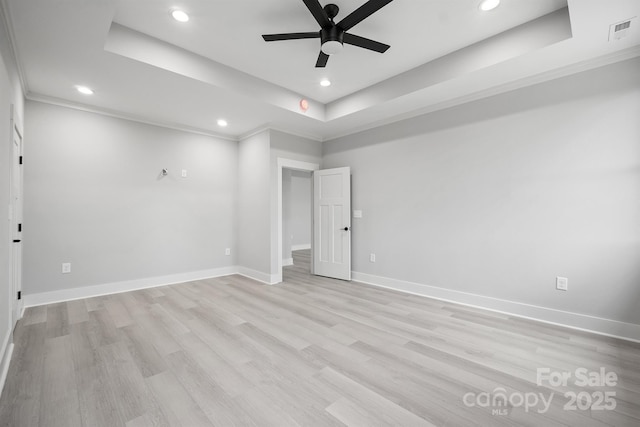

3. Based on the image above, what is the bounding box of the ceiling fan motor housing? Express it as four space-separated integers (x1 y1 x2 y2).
321 26 344 47
321 3 343 54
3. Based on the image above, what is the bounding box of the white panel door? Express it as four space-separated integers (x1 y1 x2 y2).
313 167 351 281
10 122 23 325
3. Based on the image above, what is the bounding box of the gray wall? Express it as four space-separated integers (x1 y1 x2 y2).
290 170 311 249
282 169 312 262
23 101 237 294
324 58 640 325
237 130 271 274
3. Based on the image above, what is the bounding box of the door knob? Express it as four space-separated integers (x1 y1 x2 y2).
342 227 350 231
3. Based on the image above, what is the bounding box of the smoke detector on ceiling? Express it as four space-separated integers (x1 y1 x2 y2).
609 17 636 42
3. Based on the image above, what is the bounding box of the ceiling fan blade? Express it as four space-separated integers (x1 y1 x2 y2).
262 32 320 42
343 33 390 53
303 0 331 28
315 51 329 67
337 0 394 31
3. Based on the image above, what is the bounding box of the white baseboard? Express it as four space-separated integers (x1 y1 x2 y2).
282 258 294 267
352 271 640 343
292 244 311 251
0 331 14 398
237 267 280 285
23 266 239 307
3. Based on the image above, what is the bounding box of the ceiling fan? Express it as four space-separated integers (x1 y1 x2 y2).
262 0 394 68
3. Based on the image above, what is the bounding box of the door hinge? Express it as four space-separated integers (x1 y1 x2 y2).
19 156 23 165
17 291 21 300
18 223 22 232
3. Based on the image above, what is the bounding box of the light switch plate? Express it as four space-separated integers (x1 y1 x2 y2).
556 276 568 291
353 210 362 218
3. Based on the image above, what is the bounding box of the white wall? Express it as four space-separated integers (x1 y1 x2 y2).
0 5 25 394
324 58 640 331
23 101 237 295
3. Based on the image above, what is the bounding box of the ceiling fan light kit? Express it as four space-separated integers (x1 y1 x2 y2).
262 0 394 68
321 25 344 55
479 0 500 12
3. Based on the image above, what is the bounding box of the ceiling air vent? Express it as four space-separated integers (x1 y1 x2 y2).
609 17 635 41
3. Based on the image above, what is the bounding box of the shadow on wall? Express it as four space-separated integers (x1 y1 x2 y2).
324 58 640 154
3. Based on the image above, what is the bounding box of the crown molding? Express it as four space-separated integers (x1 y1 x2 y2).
238 124 323 143
324 46 640 142
0 0 29 94
27 92 239 141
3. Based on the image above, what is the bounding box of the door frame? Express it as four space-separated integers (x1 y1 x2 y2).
276 158 319 283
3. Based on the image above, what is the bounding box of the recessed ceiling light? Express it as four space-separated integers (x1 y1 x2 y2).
75 85 94 95
217 119 228 127
479 0 500 11
320 79 331 87
171 9 189 22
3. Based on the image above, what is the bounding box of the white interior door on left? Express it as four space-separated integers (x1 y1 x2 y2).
10 122 23 326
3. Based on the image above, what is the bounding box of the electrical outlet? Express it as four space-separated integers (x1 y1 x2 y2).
369 253 376 263
181 169 187 178
62 263 71 274
225 248 231 256
556 276 568 291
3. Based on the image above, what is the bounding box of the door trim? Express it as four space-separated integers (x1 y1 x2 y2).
276 158 319 283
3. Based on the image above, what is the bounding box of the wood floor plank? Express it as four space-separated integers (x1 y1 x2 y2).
97 340 156 423
120 324 169 379
39 334 82 427
132 310 181 356
145 371 213 427
232 386 302 427
104 298 134 328
320 367 436 427
171 332 254 398
163 350 256 427
125 409 171 427
0 323 46 427
20 305 47 325
69 321 128 427
45 303 69 339
66 299 90 325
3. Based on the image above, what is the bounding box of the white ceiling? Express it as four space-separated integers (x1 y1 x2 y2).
2 0 640 141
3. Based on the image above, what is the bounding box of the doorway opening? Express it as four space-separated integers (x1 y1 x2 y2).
282 168 312 276
276 158 319 283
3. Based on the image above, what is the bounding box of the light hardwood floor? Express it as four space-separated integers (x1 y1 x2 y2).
1 250 639 426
